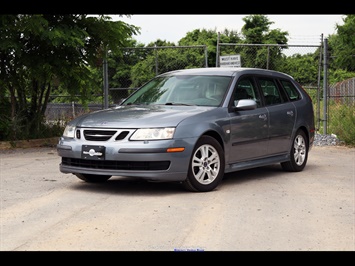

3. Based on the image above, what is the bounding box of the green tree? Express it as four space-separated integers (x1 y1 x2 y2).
113 38 208 94
328 15 355 72
281 53 320 85
326 15 355 84
240 15 289 69
106 39 148 103
130 39 199 87
179 28 241 67
0 14 139 140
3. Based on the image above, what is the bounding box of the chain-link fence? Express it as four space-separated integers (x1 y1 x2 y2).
45 41 355 145
46 45 208 121
108 45 209 105
329 77 355 105
217 43 321 70
326 75 355 145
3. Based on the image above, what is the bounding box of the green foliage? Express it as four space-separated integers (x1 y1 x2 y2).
1 14 354 147
179 29 220 67
0 112 27 141
130 57 157 88
328 15 355 72
328 69 355 84
216 15 290 70
328 103 355 146
0 14 139 141
124 39 208 89
281 53 319 84
242 15 289 45
242 15 273 43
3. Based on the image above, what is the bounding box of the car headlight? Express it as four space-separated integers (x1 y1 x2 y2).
130 127 175 140
63 125 76 138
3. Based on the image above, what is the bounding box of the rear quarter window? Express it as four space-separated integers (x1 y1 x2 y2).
258 78 283 106
279 79 301 101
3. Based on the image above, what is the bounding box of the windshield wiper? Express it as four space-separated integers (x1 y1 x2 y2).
126 102 143 105
165 102 194 106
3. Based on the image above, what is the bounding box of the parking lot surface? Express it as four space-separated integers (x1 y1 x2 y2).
0 145 354 251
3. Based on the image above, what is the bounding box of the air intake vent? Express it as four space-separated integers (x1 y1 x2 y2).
116 131 129 140
62 157 170 171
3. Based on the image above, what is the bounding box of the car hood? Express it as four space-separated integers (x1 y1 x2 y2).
73 105 214 128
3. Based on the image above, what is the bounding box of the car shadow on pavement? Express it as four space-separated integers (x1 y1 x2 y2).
222 164 285 183
68 164 293 195
70 176 186 195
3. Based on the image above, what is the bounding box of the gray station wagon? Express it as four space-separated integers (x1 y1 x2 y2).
57 67 315 192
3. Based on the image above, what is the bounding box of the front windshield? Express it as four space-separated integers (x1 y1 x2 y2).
122 75 232 107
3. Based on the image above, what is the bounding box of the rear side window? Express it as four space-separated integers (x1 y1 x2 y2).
279 79 301 101
258 78 283 106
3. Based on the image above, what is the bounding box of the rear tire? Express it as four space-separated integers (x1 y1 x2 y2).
281 129 308 172
182 136 225 192
75 173 112 183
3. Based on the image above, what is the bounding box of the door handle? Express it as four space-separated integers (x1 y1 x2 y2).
287 110 294 116
259 114 267 120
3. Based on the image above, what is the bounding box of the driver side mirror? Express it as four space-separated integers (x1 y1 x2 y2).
234 99 257 110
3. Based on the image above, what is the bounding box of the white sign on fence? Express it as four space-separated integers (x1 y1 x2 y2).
219 54 241 68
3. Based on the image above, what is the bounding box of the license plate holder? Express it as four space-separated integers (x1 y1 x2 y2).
82 145 105 160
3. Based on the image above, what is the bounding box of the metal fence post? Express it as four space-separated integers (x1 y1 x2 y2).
71 101 75 118
204 46 208 67
103 56 109 109
323 38 328 135
316 34 323 132
154 44 158 75
216 32 220 67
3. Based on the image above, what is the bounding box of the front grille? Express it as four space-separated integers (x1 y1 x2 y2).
62 157 170 171
84 130 117 141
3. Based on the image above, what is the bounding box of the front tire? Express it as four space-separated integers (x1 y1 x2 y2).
281 129 308 172
75 173 112 183
182 136 225 192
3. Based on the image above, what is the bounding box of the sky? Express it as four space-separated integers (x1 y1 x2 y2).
111 15 345 46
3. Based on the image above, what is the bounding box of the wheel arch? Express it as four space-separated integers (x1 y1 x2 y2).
295 126 310 148
200 130 225 152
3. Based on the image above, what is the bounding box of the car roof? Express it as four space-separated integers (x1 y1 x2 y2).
159 67 293 79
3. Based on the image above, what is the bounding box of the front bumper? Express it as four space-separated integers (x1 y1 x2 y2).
57 136 196 182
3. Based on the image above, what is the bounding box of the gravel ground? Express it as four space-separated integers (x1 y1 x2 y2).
313 133 344 147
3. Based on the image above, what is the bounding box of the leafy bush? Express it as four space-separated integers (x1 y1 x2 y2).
328 103 355 146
